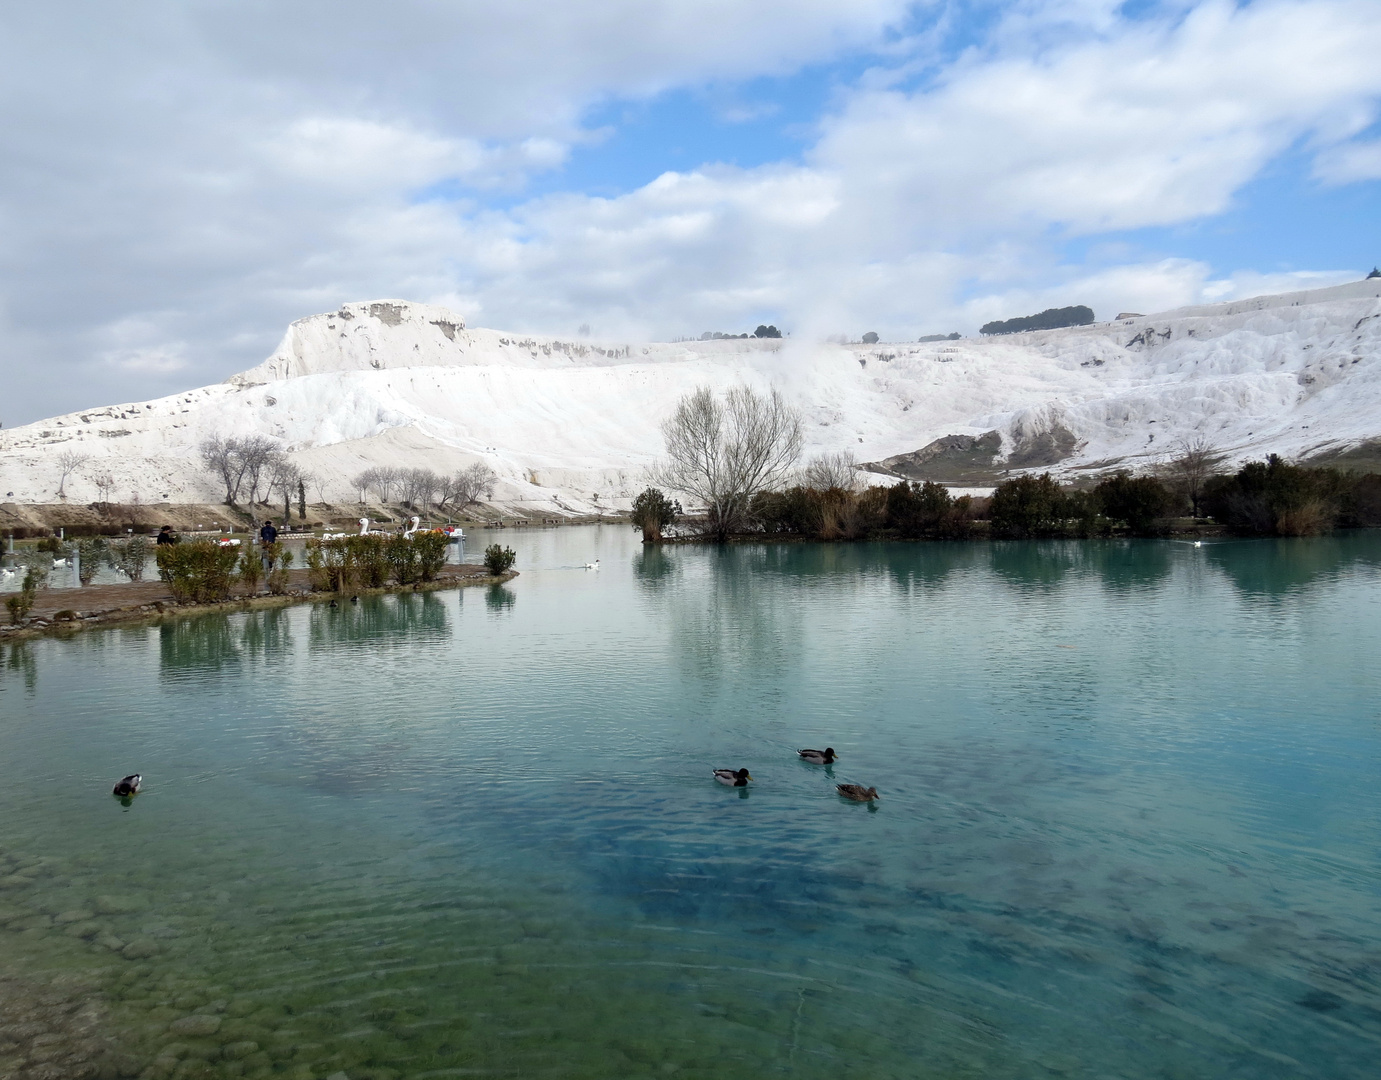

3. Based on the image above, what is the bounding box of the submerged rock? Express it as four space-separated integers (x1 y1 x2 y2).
169 1014 221 1038
121 937 160 960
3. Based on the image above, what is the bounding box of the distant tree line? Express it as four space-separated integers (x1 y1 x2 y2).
350 463 496 513
698 325 782 340
980 305 1095 336
196 434 498 519
646 389 1381 544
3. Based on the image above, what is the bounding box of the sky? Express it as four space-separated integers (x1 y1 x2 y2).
1 0 1379 426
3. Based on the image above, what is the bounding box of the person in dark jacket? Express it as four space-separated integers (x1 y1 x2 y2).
259 519 278 572
156 525 177 545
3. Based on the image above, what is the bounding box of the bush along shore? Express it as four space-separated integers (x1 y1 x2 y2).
0 532 516 641
644 455 1381 544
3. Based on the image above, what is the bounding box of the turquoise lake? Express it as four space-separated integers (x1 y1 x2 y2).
1 527 1379 1079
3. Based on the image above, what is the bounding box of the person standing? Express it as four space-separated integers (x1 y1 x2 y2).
156 525 177 545
259 519 278 570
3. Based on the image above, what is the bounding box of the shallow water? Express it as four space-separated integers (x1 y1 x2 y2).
2 528 1379 1079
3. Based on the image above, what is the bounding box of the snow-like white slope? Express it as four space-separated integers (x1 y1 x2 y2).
2 283 1379 513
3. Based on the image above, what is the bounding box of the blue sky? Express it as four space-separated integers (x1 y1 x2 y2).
1 0 1380 424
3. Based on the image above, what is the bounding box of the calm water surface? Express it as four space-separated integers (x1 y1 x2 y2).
1 528 1379 1079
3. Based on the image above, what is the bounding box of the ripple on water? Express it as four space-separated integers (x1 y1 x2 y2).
1 530 1379 1078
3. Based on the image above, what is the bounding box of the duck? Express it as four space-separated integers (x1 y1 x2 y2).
714 768 753 787
836 784 879 802
584 559 600 570
111 774 142 797
798 747 837 765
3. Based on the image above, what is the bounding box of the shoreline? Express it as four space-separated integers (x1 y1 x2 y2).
0 567 518 644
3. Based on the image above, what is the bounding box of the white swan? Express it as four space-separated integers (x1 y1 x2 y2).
403 515 421 538
359 517 371 536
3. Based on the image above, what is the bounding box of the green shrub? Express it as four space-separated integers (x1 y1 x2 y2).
484 544 516 575
266 544 294 595
5 569 40 624
305 535 388 592
989 474 1096 538
75 537 108 586
107 536 150 581
385 534 421 584
238 545 263 593
884 480 973 539
155 541 241 603
631 487 682 541
413 531 450 581
1093 472 1175 535
1202 455 1350 536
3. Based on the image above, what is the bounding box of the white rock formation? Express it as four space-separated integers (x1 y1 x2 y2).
1 281 1379 513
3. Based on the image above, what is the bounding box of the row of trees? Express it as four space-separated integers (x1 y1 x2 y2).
198 435 315 523
645 384 1381 542
197 434 498 517
350 463 497 512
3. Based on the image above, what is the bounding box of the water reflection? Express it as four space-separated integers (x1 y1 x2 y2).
667 544 804 680
485 583 516 612
159 614 243 677
241 607 293 661
3 641 36 692
1207 535 1381 598
989 540 1081 589
882 540 980 594
632 544 678 590
1086 540 1174 595
308 592 451 648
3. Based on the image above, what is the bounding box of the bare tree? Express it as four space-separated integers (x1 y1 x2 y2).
365 466 400 504
92 472 115 510
439 463 497 512
400 468 442 510
200 434 282 505
352 468 376 504
802 450 860 492
200 435 243 504
55 451 90 497
1164 435 1223 518
306 471 331 505
239 436 282 505
654 384 804 542
267 457 301 523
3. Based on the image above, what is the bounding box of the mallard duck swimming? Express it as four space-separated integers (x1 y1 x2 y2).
836 784 878 802
798 747 837 764
112 774 142 797
714 768 753 787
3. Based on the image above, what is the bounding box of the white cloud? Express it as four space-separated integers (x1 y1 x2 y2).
1313 139 1381 184
2 1 1381 424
